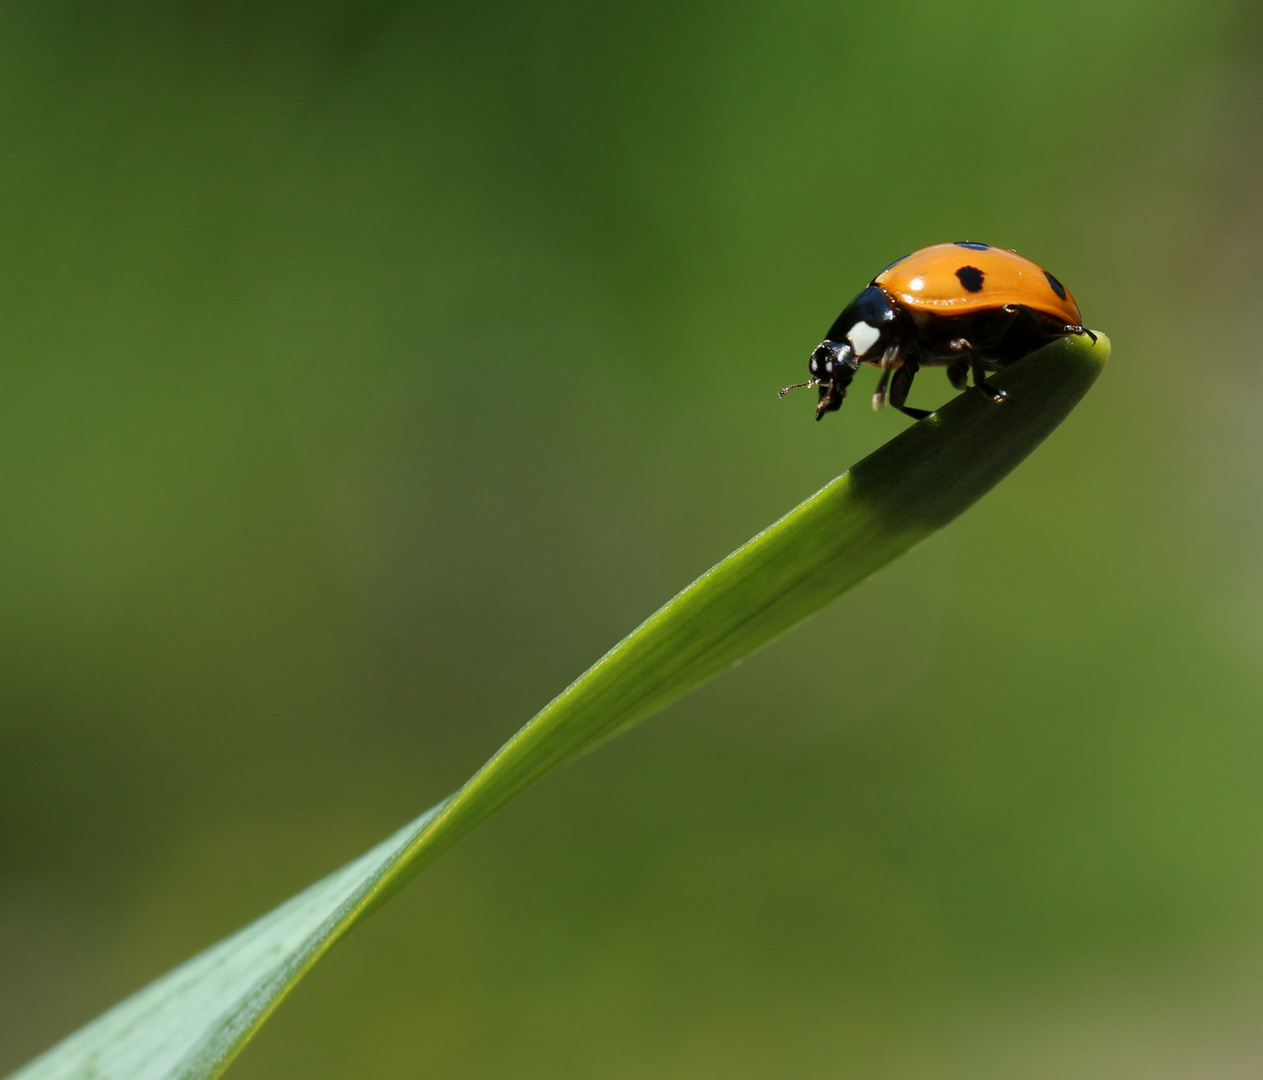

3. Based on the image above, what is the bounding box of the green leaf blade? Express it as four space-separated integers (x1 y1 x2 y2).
9 332 1107 1080
415 332 1110 844
10 806 446 1080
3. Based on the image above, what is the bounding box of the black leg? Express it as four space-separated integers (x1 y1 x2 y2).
888 361 931 421
872 365 892 409
946 360 969 391
969 354 1007 404
1062 324 1098 344
870 347 899 410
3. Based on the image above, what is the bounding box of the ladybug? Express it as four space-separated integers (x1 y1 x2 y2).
783 242 1095 421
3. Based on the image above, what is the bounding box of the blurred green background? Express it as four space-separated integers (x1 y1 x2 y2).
2 1 1263 1076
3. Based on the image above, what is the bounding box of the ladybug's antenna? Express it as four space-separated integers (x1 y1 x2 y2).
778 379 819 398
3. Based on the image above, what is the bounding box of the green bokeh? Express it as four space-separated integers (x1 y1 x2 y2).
2 2 1262 1076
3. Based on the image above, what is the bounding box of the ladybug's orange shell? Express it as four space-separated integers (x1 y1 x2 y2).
874 243 1081 325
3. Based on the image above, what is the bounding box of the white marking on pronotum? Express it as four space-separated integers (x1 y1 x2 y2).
846 320 881 358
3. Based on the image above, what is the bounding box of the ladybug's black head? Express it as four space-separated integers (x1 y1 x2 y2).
808 340 856 419
807 285 900 421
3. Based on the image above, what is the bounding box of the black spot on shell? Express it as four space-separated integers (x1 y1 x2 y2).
954 241 990 251
1044 270 1067 300
955 265 985 292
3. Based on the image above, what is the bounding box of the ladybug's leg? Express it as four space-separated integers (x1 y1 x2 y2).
949 335 1006 405
888 360 931 421
871 346 899 410
968 354 1007 403
872 366 891 409
1062 325 1098 344
946 360 969 391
